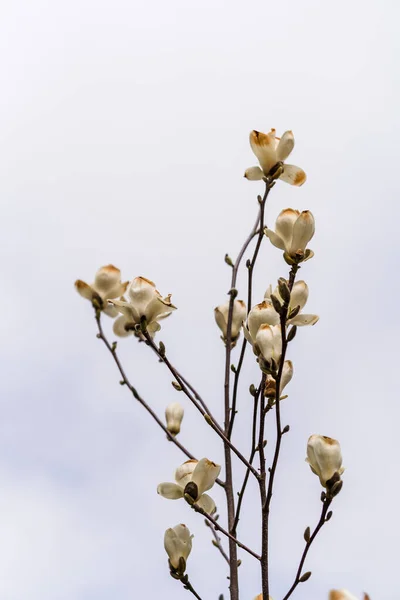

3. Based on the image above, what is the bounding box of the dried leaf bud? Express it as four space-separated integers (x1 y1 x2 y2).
165 402 184 436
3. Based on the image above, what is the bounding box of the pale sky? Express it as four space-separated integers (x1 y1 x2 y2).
1 1 399 599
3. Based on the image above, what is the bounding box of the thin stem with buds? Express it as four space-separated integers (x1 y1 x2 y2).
179 574 203 600
282 497 333 600
204 518 230 565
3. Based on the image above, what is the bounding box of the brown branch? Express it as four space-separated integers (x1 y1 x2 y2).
179 574 203 600
191 503 261 561
204 518 230 565
282 498 333 600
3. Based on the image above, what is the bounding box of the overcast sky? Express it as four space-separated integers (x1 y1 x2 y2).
1 0 399 599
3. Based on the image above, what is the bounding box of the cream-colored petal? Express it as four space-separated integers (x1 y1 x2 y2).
244 166 264 180
249 130 278 174
242 323 254 345
113 315 132 337
157 482 184 499
264 229 286 251
108 299 139 322
307 435 343 487
255 324 274 362
248 301 279 341
279 164 307 186
165 402 184 436
289 211 315 256
127 276 158 316
289 313 319 326
275 208 300 250
75 280 94 301
329 591 359 600
191 458 221 496
280 360 293 391
175 460 198 489
276 130 294 161
196 493 216 514
289 280 309 311
164 525 192 569
103 304 119 318
94 265 122 293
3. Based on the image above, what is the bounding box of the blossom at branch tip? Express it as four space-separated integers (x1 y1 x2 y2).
165 402 184 436
157 458 221 514
264 281 319 327
109 276 176 339
164 523 193 574
75 265 128 317
264 208 315 262
329 591 370 600
306 435 345 493
214 299 247 347
245 129 306 186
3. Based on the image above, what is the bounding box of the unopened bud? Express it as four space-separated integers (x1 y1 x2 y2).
165 402 184 436
172 381 182 391
159 341 166 357
270 293 283 314
249 384 257 397
299 571 312 583
303 526 310 543
278 278 291 304
288 304 301 320
287 326 297 342
326 510 333 522
224 254 234 267
282 424 290 434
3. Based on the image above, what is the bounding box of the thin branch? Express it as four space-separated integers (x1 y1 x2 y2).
204 518 230 565
232 376 264 534
191 503 261 561
179 575 203 600
282 498 333 600
260 263 299 599
143 330 259 480
95 312 197 462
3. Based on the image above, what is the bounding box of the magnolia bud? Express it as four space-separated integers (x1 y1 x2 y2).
306 435 345 487
164 524 193 572
255 324 282 364
165 402 184 436
214 300 247 343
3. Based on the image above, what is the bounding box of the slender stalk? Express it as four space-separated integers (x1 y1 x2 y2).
232 376 263 534
204 518 230 565
191 503 261 561
282 498 332 600
260 264 299 598
179 575 203 600
223 182 272 600
143 330 259 479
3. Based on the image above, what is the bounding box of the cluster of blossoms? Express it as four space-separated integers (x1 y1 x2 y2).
75 128 351 596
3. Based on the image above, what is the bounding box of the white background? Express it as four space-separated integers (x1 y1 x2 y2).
1 1 399 598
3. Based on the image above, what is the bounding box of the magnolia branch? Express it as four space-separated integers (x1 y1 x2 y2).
204 518 230 565
179 575 203 600
190 502 261 561
282 497 333 600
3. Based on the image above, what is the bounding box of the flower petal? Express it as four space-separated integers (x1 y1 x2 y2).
248 301 279 341
276 130 294 162
157 482 184 499
175 460 198 489
275 208 300 250
289 313 319 326
244 166 264 180
279 164 306 186
113 315 132 337
249 130 278 174
75 280 93 301
264 229 286 251
289 211 315 256
94 265 122 294
196 493 216 514
280 360 294 391
191 458 221 496
290 280 309 311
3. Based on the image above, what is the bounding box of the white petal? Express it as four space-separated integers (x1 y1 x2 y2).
242 323 254 345
113 316 132 337
175 460 198 489
289 211 315 256
276 130 294 162
108 299 139 322
102 304 119 318
164 524 192 568
264 229 286 250
94 265 122 294
290 280 309 311
280 360 293 391
166 402 184 436
244 166 264 180
196 493 216 514
255 324 274 362
279 164 307 186
307 435 343 487
275 208 300 250
191 458 221 496
289 313 319 326
249 130 278 174
248 301 279 341
127 276 158 317
264 284 273 300
75 280 94 301
157 482 184 499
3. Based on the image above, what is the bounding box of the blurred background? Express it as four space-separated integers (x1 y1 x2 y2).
1 0 399 598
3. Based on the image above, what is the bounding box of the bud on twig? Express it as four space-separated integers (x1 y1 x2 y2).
282 425 290 434
287 326 297 342
270 293 283 314
299 571 312 583
278 277 291 304
303 526 310 543
224 254 234 267
159 341 166 357
172 381 182 391
249 384 256 397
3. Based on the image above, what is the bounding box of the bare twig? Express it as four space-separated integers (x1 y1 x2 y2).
204 518 230 565
282 498 333 600
179 574 203 600
191 503 261 561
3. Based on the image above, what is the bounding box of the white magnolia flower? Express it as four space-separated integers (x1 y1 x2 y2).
164 523 193 572
264 281 319 327
214 299 247 345
245 129 306 186
265 360 293 397
329 591 369 600
255 324 282 364
165 402 184 436
264 208 315 260
75 265 128 317
157 458 221 514
306 435 345 488
109 276 176 338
